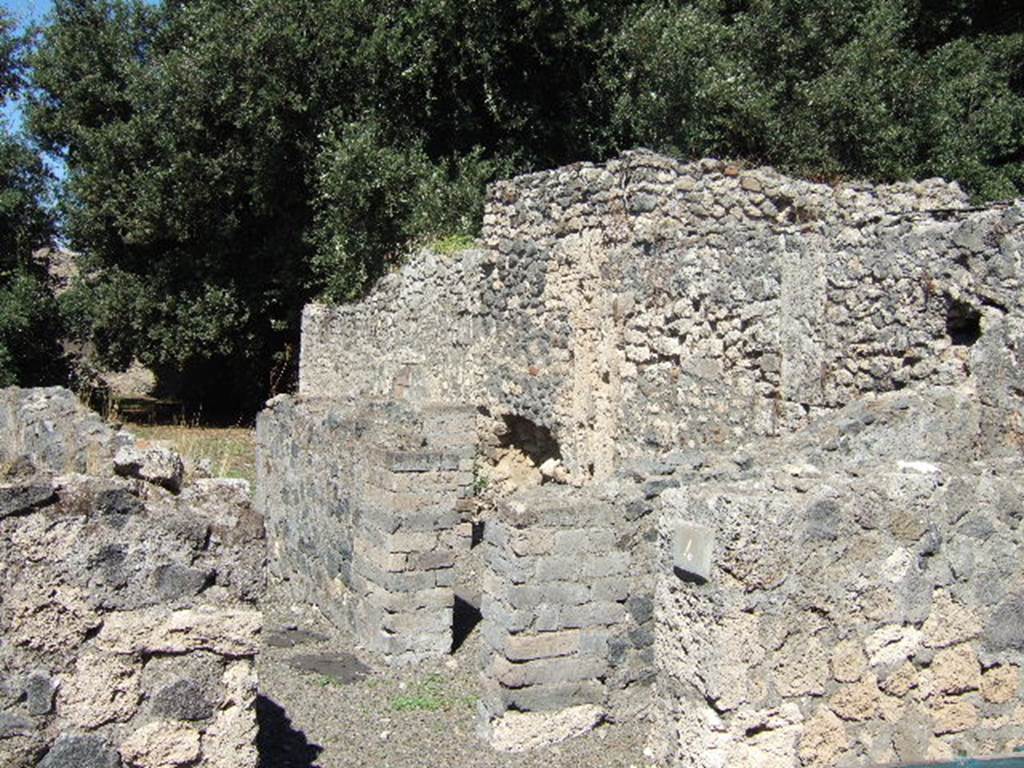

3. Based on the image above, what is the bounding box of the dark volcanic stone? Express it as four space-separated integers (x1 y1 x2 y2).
265 628 330 649
153 563 209 602
286 653 370 684
0 479 55 519
24 670 57 716
151 678 214 721
38 735 121 768
985 592 1024 652
0 711 34 738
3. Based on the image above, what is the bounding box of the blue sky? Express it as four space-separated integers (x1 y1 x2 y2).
4 0 51 27
3 0 52 129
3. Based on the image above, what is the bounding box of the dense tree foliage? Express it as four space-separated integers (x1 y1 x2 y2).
0 12 60 387
21 0 1024 415
607 0 1024 199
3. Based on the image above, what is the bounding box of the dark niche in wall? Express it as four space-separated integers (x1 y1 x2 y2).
946 298 982 347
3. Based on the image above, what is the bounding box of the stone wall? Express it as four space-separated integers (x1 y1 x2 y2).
477 481 658 748
299 151 1024 483
0 387 264 768
0 387 129 476
653 390 1024 767
255 397 476 663
261 150 1024 758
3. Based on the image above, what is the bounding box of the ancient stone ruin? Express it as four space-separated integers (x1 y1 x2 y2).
258 150 1024 763
0 388 264 768
1 149 1021 767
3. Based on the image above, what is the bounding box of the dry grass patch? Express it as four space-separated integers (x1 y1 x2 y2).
124 423 256 485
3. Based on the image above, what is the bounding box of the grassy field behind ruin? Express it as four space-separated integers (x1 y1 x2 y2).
125 423 257 485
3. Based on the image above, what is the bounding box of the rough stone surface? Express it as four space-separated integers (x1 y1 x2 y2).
38 734 122 768
114 444 185 493
256 399 473 663
0 387 264 768
488 704 605 753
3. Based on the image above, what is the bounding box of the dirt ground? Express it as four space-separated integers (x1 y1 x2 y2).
257 588 655 768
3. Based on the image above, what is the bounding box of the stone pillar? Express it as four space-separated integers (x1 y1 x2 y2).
477 486 655 748
349 438 474 664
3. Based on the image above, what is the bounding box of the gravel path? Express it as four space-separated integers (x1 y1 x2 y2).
257 590 653 768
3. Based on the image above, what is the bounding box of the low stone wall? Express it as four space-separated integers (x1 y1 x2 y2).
477 482 658 748
654 422 1024 766
0 387 265 768
256 396 476 663
0 387 129 475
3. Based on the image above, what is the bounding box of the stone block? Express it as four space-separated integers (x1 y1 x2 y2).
552 528 616 554
382 607 453 634
378 587 452 614
23 670 57 716
120 720 201 767
559 601 627 629
0 711 34 738
582 552 630 579
150 678 215 722
386 530 439 553
406 549 455 571
491 654 607 688
509 529 556 557
533 556 582 582
34 735 119 768
590 577 630 602
114 444 184 493
505 630 581 662
497 680 606 713
481 596 531 634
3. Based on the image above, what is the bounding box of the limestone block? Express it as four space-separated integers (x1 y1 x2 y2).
981 664 1020 704
97 607 261 656
865 625 921 668
201 661 258 768
830 675 882 722
830 639 867 683
119 721 201 768
505 630 581 661
923 591 981 649
930 644 981 695
798 708 849 766
59 651 140 728
489 704 604 752
114 445 184 493
774 636 828 697
932 698 979 735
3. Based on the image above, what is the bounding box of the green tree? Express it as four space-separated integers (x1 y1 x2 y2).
0 11 60 387
27 0 1024 416
28 0 631 414
602 0 1024 196
606 0 1024 197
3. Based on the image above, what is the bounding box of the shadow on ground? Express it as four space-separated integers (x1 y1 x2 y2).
257 695 324 768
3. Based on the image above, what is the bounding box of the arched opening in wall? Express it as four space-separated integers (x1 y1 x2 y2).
502 415 561 466
481 414 565 491
946 298 982 347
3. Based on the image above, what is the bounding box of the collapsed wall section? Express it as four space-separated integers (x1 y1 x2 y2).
256 397 476 663
0 386 129 475
0 387 264 768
